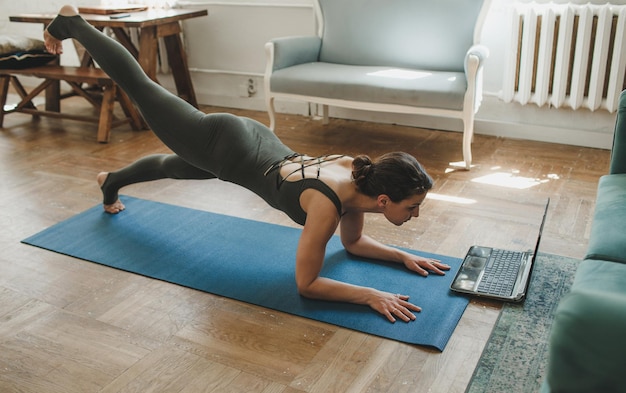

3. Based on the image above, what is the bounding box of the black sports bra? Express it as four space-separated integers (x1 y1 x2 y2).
265 153 346 225
278 178 343 225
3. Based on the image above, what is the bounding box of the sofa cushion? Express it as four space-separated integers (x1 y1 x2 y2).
270 62 467 110
0 35 57 69
547 289 626 393
317 0 484 71
585 174 626 263
609 91 626 174
572 259 626 294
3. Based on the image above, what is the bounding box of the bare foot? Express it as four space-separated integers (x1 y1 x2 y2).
44 5 80 55
58 4 79 16
43 29 64 55
97 172 125 214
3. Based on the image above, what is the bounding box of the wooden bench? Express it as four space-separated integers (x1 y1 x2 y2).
0 65 144 142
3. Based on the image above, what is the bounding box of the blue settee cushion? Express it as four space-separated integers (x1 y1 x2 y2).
0 35 57 69
547 289 626 392
270 62 467 110
585 174 626 264
317 0 484 71
573 258 626 293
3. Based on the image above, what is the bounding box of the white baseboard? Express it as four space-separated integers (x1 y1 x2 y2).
165 73 618 150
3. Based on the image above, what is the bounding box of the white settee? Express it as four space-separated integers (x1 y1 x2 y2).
264 0 491 169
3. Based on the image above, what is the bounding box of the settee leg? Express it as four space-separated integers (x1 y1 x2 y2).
322 104 329 125
462 119 474 170
266 96 276 131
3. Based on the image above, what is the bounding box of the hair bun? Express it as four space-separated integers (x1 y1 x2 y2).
352 155 374 184
353 155 372 167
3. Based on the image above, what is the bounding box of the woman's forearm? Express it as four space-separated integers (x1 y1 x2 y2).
343 235 448 277
298 276 375 305
298 276 422 323
343 234 407 264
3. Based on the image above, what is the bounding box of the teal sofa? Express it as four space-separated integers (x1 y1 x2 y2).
263 0 491 169
541 90 626 392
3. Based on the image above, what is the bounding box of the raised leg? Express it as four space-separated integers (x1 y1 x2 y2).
44 6 207 158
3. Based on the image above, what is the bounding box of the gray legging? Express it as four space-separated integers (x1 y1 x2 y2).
46 14 295 205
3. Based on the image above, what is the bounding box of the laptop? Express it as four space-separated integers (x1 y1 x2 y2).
450 198 550 302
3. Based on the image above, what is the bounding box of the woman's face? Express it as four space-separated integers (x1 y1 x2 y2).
383 192 427 226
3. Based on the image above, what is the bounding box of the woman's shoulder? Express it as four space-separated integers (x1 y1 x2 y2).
327 154 353 167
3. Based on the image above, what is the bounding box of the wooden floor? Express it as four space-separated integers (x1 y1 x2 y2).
0 97 611 392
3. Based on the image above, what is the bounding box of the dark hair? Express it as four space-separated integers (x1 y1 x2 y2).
351 152 433 201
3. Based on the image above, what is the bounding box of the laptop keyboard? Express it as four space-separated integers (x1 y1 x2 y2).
477 249 524 296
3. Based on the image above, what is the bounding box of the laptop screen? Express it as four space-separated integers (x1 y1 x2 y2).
530 198 550 263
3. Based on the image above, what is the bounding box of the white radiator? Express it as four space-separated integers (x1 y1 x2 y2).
502 2 626 112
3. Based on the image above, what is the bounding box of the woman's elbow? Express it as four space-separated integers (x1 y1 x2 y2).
296 277 316 299
341 239 358 255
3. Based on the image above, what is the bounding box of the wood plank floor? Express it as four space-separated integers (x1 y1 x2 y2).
0 97 611 392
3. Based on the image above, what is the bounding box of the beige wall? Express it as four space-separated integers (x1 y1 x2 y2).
1 0 618 149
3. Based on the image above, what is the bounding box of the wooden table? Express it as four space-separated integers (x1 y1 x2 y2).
10 8 208 108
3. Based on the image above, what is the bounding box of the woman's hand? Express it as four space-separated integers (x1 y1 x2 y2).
368 290 422 323
403 255 451 276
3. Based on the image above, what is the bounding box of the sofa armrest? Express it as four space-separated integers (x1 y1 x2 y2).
464 44 489 113
546 289 626 393
464 44 489 75
265 36 322 72
609 89 626 174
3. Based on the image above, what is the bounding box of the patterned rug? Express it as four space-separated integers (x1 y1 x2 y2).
465 253 580 393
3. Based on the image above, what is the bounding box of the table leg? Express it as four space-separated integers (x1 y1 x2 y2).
138 26 159 82
45 57 61 112
163 33 198 108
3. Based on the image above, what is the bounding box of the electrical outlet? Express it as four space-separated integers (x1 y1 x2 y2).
238 78 256 97
247 78 256 96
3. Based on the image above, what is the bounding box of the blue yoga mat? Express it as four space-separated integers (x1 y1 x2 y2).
22 196 469 350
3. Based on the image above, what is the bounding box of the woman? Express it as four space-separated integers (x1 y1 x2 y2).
44 5 450 323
